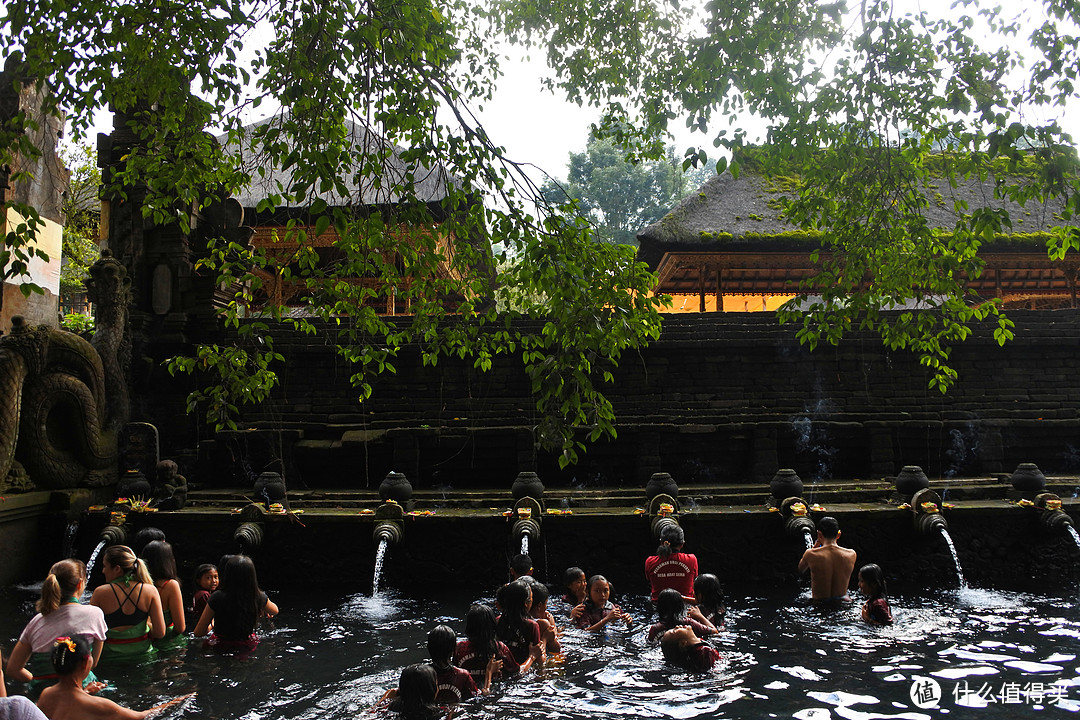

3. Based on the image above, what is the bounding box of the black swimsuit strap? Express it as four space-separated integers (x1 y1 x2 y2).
110 581 142 613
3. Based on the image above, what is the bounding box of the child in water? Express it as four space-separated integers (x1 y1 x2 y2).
659 626 721 672
455 603 517 683
426 625 483 702
692 573 726 629
858 564 893 625
495 580 545 670
574 575 633 632
384 663 442 720
648 588 717 643
191 563 218 622
524 578 561 653
563 567 587 623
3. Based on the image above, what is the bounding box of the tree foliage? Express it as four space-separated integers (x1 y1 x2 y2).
59 142 100 294
541 136 714 245
2 0 1080 451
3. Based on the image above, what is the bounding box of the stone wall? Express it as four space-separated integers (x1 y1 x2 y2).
141 310 1080 491
70 504 1080 594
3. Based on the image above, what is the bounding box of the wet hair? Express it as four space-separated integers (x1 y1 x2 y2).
426 625 456 669
859 564 887 601
194 563 218 589
585 575 611 608
130 526 166 555
657 524 685 559
51 634 93 676
495 579 532 643
510 554 533 578
656 588 687 629
528 579 550 612
464 603 499 663
37 559 86 615
563 566 585 588
395 663 438 718
141 540 179 583
817 516 840 539
103 545 153 585
222 555 266 620
693 573 725 621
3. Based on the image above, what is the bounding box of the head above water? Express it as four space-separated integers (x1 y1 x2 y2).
817 516 840 539
37 559 87 615
564 566 585 586
103 544 152 584
497 578 533 619
396 663 437 714
141 539 179 582
427 624 456 667
510 554 533 579
693 573 723 609
859 563 887 599
527 579 550 613
464 603 499 659
194 563 219 591
656 588 687 626
51 634 93 677
657 524 685 557
586 575 611 606
130 526 166 555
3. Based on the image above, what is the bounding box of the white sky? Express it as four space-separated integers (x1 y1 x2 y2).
469 0 1078 186
73 0 1075 188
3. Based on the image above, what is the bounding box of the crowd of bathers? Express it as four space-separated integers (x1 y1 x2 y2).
0 527 273 719
380 517 894 718
0 517 891 720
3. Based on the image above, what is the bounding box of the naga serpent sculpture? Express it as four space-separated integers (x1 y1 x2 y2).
0 251 130 490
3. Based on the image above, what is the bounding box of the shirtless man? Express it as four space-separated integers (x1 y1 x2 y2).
798 516 857 603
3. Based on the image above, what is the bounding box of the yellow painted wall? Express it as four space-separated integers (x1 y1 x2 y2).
2 208 62 331
660 293 793 313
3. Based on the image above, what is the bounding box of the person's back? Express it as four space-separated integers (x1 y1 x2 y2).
797 516 857 602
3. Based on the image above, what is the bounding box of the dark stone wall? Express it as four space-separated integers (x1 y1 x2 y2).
140 310 1080 491
71 505 1080 595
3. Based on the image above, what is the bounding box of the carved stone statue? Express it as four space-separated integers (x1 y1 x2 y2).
153 459 188 510
0 250 130 490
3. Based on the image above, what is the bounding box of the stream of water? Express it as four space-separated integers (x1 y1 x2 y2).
371 538 389 596
938 525 968 589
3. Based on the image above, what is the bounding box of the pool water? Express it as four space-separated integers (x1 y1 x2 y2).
2 583 1078 719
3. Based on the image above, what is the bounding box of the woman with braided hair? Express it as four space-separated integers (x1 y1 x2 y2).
88 546 165 662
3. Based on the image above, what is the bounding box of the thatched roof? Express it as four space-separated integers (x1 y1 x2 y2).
220 115 461 212
636 167 1073 271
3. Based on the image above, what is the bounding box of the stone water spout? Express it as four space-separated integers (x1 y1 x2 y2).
778 497 816 543
645 472 680 539
373 498 404 546
910 488 948 536
234 521 264 552
1032 493 1074 535
648 493 680 539
511 471 545 554
374 471 411 546
99 519 128 547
